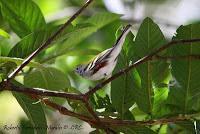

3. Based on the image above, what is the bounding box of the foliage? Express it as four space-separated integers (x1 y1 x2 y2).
0 0 200 134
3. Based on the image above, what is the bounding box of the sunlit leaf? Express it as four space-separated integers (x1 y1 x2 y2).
0 29 10 38
152 87 170 118
0 0 46 37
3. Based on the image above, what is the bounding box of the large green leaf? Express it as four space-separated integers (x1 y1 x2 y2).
24 67 70 91
0 0 46 38
8 24 74 59
111 33 135 118
167 23 200 113
133 17 166 114
12 81 47 134
46 13 120 61
8 28 53 58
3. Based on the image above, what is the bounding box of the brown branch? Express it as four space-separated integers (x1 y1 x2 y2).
40 99 116 133
0 81 198 131
154 54 200 60
40 98 197 127
38 97 197 127
83 100 100 122
100 115 192 126
0 80 114 132
7 0 94 81
5 82 83 100
42 98 94 124
85 38 200 97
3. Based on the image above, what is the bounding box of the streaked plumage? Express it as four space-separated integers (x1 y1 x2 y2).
75 24 132 80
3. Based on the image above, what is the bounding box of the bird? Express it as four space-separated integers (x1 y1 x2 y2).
74 24 132 81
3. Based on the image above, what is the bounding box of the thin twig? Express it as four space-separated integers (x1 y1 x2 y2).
85 38 200 97
7 0 94 81
154 54 200 60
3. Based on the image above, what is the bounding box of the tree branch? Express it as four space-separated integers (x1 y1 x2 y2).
154 54 200 60
41 98 198 127
39 98 198 127
85 38 200 97
0 80 198 132
42 98 94 124
4 82 83 100
7 0 94 81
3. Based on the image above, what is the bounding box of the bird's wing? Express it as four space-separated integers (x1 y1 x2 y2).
84 48 112 71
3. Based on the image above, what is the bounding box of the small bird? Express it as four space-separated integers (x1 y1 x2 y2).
74 24 132 80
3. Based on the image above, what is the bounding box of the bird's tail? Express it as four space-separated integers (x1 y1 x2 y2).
111 24 132 58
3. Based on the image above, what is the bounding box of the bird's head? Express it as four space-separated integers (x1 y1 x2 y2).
74 64 85 76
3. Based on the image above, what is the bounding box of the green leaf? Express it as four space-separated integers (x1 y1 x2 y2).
0 0 46 37
0 61 17 79
19 118 34 134
8 28 53 58
133 17 166 114
24 67 70 91
111 33 135 119
8 23 74 59
12 81 47 134
85 12 119 29
0 38 12 56
167 23 200 113
46 12 120 60
0 56 44 69
0 29 10 38
152 87 170 118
